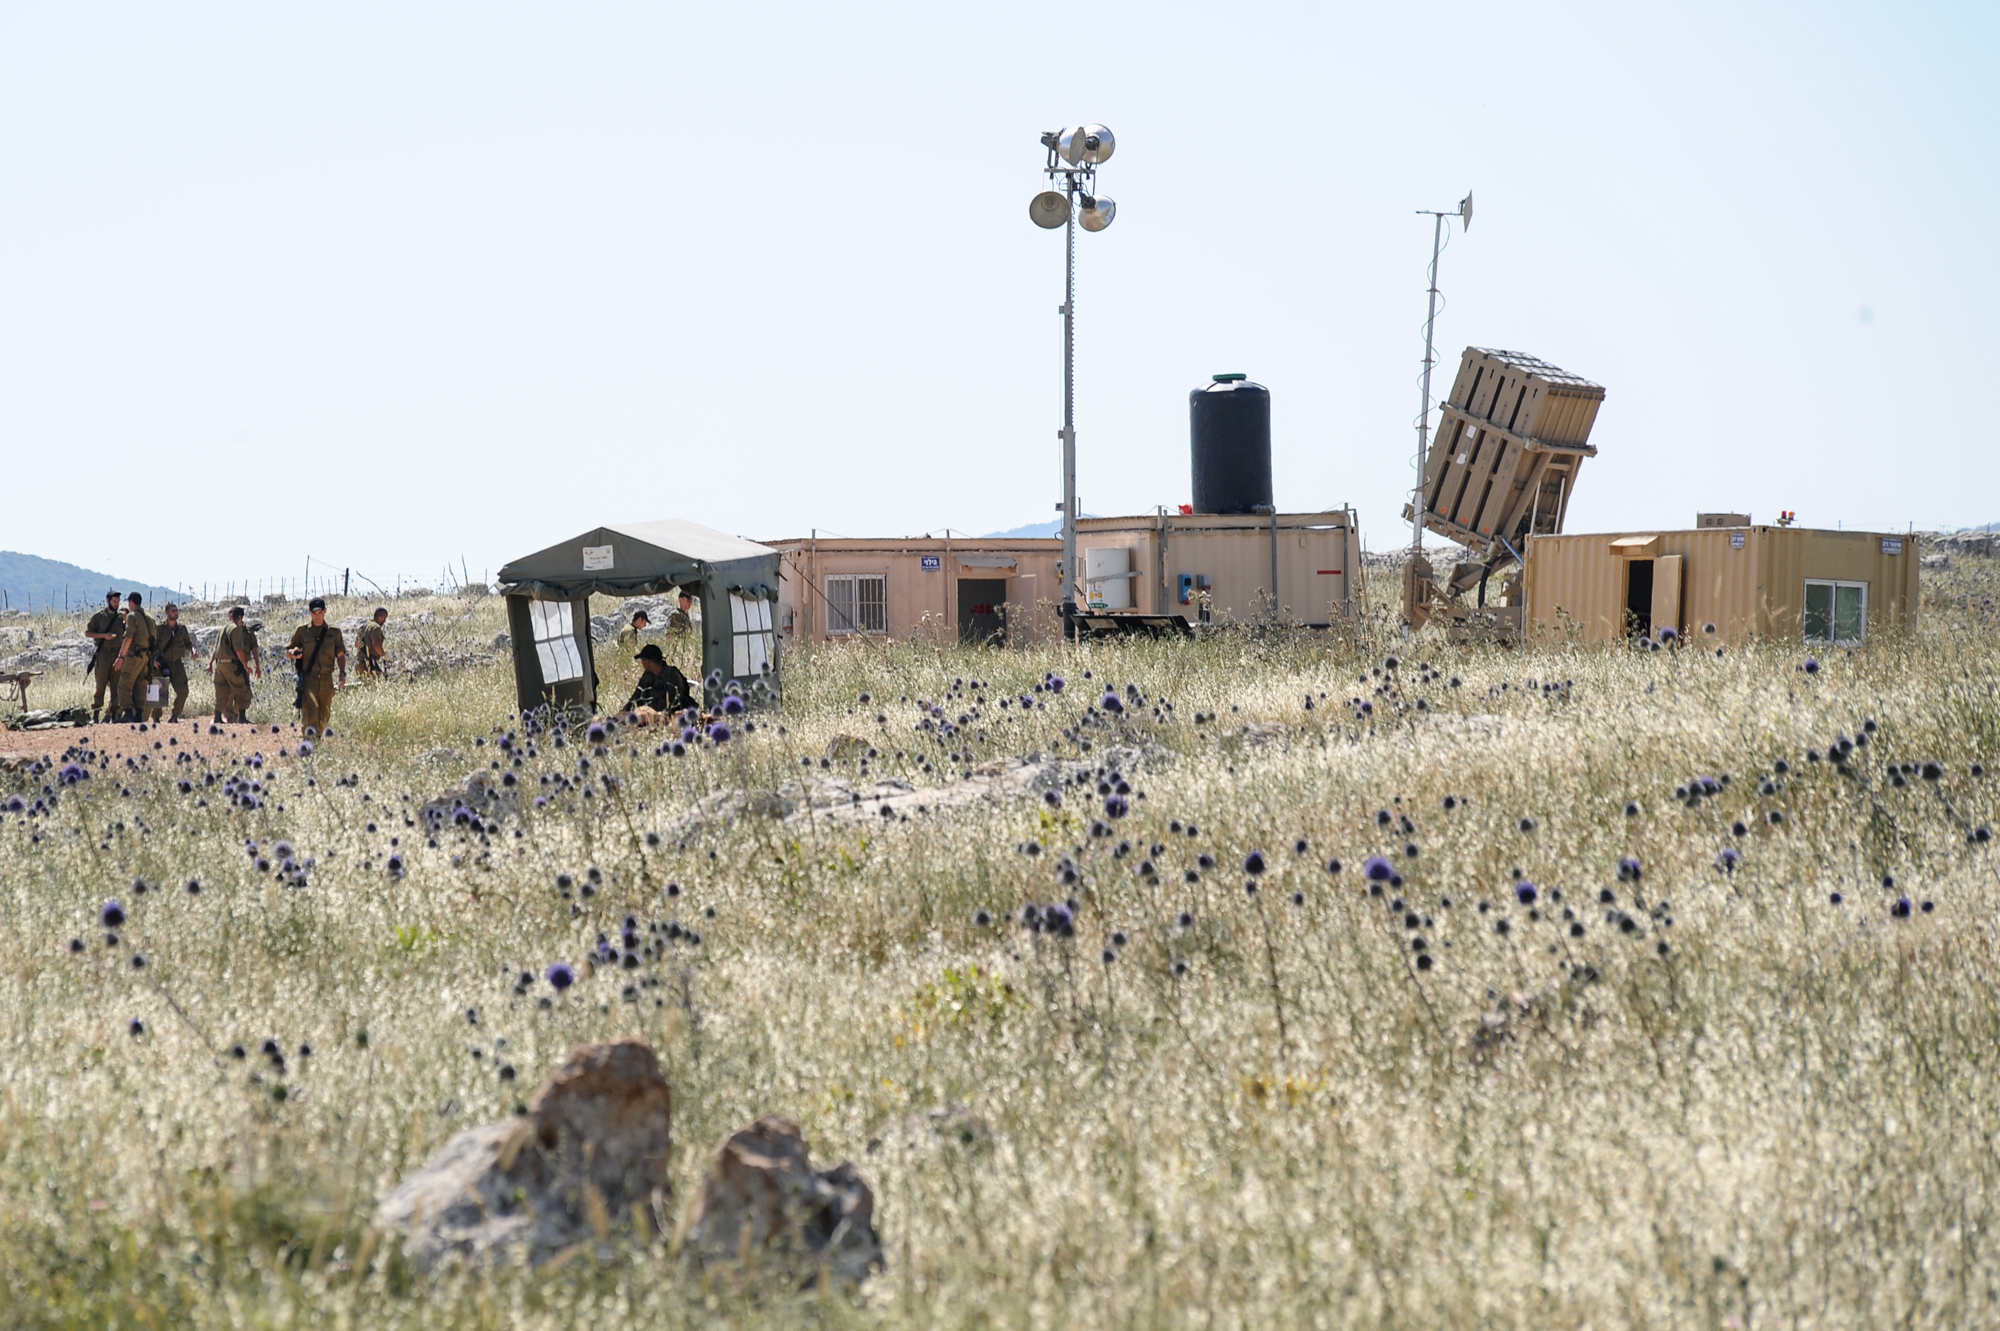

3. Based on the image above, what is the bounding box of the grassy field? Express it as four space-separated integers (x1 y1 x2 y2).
3 558 1998 1329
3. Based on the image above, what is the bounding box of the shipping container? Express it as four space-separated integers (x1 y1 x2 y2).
766 536 1063 647
1075 510 1362 628
1522 526 1918 645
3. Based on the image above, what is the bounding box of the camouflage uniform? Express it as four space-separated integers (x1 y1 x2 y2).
112 605 156 719
356 619 387 677
213 622 259 722
148 620 194 722
86 604 123 717
288 622 346 734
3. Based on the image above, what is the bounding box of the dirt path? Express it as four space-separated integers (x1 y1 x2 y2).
0 717 318 769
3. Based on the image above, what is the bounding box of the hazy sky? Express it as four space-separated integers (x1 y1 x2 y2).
2 2 1994 593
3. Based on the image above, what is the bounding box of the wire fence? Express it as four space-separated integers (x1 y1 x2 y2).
1 559 495 618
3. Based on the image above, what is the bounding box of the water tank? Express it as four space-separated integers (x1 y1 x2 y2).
1190 374 1272 515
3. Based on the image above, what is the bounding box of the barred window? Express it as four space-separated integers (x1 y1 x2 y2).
825 574 886 634
529 600 585 683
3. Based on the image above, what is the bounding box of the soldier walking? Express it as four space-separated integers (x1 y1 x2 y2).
85 590 124 722
355 607 389 679
287 597 346 735
207 605 261 724
109 593 155 723
147 603 194 723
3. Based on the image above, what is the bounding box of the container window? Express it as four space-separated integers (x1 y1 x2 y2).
528 600 584 684
825 575 887 635
1803 579 1867 644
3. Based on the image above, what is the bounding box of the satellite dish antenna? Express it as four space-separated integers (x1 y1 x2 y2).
1459 191 1473 231
1079 194 1116 232
1030 191 1072 229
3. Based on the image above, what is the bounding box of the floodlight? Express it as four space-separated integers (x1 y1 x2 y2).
1030 190 1072 229
1079 124 1115 164
1057 125 1090 164
1079 194 1116 231
1459 191 1473 231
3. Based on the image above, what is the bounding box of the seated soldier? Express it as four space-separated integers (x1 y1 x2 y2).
623 643 695 716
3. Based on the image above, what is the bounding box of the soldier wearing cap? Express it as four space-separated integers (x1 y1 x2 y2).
664 589 699 667
109 593 155 722
147 603 195 723
355 607 389 679
624 642 695 715
85 590 124 721
287 597 346 735
616 610 651 655
208 605 261 723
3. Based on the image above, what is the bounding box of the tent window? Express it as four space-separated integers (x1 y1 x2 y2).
529 600 585 683
825 575 886 634
730 594 775 677
1804 580 1866 644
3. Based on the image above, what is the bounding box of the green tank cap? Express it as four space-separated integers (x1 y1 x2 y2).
1212 372 1247 382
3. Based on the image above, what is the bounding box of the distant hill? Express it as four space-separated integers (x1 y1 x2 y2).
0 551 181 615
981 517 1100 539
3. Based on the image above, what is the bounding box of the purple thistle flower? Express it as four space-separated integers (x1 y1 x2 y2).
1716 847 1742 874
58 763 90 785
1891 897 1912 918
1104 793 1128 819
1803 658 1821 675
1047 675 1065 693
296 741 314 758
1515 881 1538 905
1364 855 1394 882
708 722 731 744
1243 850 1267 876
546 962 575 991
1100 692 1124 714
100 901 125 928
720 695 746 716
1617 856 1642 882
586 723 608 743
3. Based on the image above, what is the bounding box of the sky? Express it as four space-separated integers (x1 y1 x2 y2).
2 1 1994 595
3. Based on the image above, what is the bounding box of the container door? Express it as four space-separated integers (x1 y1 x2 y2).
958 579 1007 646
1651 554 1684 640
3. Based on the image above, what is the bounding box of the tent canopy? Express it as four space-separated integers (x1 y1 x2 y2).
496 519 782 715
497 519 779 600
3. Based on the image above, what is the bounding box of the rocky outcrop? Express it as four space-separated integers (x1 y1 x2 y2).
679 1114 880 1285
374 1039 672 1269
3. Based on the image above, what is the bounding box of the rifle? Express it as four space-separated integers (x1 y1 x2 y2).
294 626 330 711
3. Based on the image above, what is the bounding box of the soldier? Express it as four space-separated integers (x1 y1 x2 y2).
615 609 651 655
286 597 346 735
665 589 698 666
85 590 124 722
207 605 261 724
147 603 195 723
355 607 389 679
109 593 155 723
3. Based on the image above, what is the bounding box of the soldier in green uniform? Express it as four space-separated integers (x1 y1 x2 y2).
208 606 261 723
85 590 124 722
665 589 698 667
355 607 389 679
147 603 194 723
287 597 346 735
615 610 651 655
109 593 155 723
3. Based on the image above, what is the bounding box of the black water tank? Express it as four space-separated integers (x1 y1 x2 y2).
1190 374 1273 515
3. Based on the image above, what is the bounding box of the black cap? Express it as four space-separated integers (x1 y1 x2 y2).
635 643 666 664
308 597 327 610
229 606 245 618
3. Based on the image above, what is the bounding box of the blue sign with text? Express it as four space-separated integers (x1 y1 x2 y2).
921 555 942 571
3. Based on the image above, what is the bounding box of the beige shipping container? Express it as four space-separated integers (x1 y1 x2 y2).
766 536 1063 647
1523 526 1918 645
1075 510 1362 627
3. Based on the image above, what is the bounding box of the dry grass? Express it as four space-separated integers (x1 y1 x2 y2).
2 563 1998 1328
